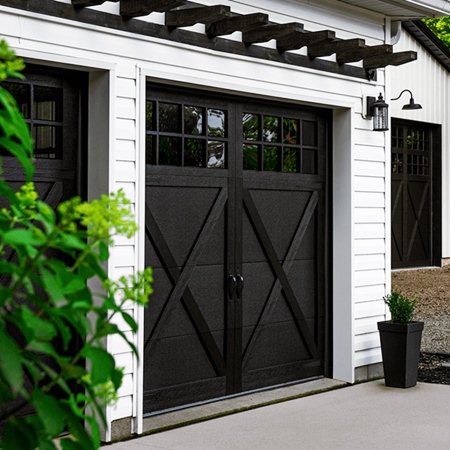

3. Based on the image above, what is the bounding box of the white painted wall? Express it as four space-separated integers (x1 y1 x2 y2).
0 0 396 438
391 28 450 260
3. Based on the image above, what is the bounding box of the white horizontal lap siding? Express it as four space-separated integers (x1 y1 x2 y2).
111 73 139 424
353 121 387 367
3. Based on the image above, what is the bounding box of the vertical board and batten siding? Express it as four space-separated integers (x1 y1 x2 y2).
0 0 394 434
391 30 450 260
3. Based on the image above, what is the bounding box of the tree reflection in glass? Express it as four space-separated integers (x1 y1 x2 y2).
207 141 225 168
208 109 226 137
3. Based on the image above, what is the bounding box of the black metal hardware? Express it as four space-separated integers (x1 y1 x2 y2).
236 274 244 299
228 275 236 299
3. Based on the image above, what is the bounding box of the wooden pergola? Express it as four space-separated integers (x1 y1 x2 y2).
4 0 417 79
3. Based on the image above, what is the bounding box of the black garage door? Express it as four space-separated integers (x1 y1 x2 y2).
0 65 87 422
391 120 441 269
144 85 330 414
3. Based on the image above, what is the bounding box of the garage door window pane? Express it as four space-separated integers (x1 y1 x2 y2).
208 141 226 169
32 125 62 159
146 101 155 131
159 103 180 133
185 106 204 135
208 109 226 138
283 148 298 173
243 113 259 141
302 120 317 146
263 116 279 142
34 86 62 121
283 118 299 145
159 137 181 166
243 145 259 170
185 139 204 167
263 146 281 171
3 82 30 118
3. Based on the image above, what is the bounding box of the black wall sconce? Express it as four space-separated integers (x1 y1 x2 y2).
366 93 389 131
391 89 422 110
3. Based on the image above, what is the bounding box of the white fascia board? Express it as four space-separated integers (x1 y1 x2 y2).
403 0 450 15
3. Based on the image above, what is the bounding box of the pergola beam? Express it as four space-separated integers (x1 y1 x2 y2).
277 30 336 52
337 44 393 64
242 22 304 45
166 5 232 28
72 0 118 8
363 51 417 69
206 13 269 37
120 0 186 18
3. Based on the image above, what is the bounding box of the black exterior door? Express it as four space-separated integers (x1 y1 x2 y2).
391 120 441 269
144 85 329 414
0 65 87 423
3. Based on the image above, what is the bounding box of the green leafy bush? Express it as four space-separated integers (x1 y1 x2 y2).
383 291 416 324
0 40 153 449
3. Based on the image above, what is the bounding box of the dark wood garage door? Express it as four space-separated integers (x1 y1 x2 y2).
144 85 330 414
391 120 441 269
0 65 87 423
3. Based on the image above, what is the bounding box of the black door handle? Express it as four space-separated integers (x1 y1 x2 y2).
236 274 244 299
228 275 236 299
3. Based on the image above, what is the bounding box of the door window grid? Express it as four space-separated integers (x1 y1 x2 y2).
1 81 63 159
391 126 430 176
146 101 228 169
243 113 318 174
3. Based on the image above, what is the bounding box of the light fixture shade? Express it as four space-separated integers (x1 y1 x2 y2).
391 89 422 111
402 97 422 110
372 93 389 131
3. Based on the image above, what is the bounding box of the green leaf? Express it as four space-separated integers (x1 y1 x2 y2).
98 240 109 261
60 438 85 450
41 268 66 302
82 346 115 385
0 376 15 403
2 418 37 450
1 228 44 246
31 388 67 436
0 324 23 393
27 341 58 358
21 305 57 341
45 259 86 295
121 311 138 333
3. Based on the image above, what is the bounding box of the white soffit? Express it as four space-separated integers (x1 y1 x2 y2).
336 0 450 19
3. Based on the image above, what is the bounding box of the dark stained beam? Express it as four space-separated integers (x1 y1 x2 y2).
363 50 417 69
277 30 335 52
242 22 304 45
120 0 186 18
308 38 365 58
206 13 269 37
72 0 118 7
337 44 392 64
166 5 232 28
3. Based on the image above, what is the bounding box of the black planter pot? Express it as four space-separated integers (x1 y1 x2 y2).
377 321 424 388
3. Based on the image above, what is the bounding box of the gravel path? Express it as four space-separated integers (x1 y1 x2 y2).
392 265 450 353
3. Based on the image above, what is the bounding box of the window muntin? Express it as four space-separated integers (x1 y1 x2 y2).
242 112 319 174
2 81 63 159
146 100 227 169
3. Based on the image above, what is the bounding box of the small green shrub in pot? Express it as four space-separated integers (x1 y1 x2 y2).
383 291 417 323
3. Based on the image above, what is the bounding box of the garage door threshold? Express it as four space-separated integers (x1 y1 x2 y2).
141 377 347 435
